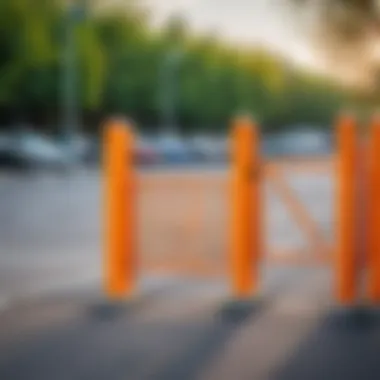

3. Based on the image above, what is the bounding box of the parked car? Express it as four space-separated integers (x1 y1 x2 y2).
135 138 160 165
261 135 284 157
82 138 100 166
210 137 228 162
153 135 192 164
0 133 26 169
0 131 71 171
262 130 332 158
187 136 218 162
70 135 93 162
19 132 72 169
56 134 96 165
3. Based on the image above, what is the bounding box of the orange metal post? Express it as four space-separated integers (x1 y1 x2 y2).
103 119 135 298
367 115 380 302
336 114 357 305
230 116 261 297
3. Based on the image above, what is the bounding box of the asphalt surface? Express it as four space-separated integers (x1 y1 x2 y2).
1 268 380 380
0 168 102 303
2 164 378 380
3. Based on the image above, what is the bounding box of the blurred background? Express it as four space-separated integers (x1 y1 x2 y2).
1 0 379 170
1 0 380 302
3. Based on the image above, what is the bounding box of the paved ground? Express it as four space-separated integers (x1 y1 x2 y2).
0 169 102 303
0 266 330 380
0 162 333 303
1 163 380 379
1 267 380 380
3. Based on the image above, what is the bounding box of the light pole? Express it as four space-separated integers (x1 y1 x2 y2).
159 48 183 135
61 1 86 159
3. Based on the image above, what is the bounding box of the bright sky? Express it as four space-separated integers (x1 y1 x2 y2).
143 0 324 71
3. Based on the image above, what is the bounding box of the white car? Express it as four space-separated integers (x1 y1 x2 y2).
13 133 71 170
262 130 332 157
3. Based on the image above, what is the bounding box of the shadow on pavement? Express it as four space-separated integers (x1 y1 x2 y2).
270 307 380 380
0 290 267 380
151 298 264 380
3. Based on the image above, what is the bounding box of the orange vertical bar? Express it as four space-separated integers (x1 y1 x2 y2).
124 123 136 295
367 115 380 302
103 118 135 298
336 114 357 305
356 139 368 288
230 115 261 297
252 124 262 286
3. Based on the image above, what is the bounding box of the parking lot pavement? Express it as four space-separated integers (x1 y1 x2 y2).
0 270 314 380
0 164 333 303
1 161 375 379
1 267 379 380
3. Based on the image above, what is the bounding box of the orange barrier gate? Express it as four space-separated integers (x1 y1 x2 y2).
103 114 377 306
103 116 261 300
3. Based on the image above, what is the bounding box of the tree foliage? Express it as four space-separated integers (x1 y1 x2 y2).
0 0 363 133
